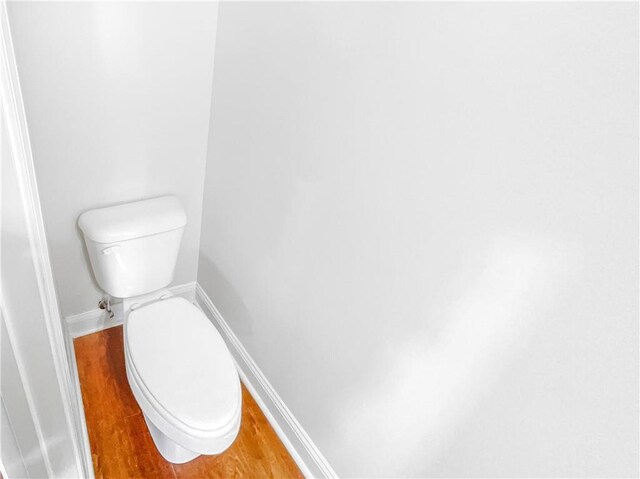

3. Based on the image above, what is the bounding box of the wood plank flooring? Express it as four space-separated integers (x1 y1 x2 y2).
74 326 303 479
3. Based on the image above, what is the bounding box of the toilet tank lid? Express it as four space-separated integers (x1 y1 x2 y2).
78 196 187 243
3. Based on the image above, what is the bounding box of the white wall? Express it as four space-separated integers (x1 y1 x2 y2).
7 1 218 316
1 316 47 479
199 3 639 477
1 397 28 479
1 75 80 477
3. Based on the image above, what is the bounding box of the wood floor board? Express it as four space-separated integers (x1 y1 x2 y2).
74 326 303 479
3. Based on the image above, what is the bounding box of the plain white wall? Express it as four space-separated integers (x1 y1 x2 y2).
2 102 79 478
1 318 47 479
7 1 218 316
199 3 639 477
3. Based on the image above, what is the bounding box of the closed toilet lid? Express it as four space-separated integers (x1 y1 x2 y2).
126 297 240 433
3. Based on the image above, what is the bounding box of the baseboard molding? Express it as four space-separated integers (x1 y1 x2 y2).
65 282 197 339
62 322 95 479
194 284 337 479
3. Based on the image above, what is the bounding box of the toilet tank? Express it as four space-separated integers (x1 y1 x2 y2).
78 196 187 298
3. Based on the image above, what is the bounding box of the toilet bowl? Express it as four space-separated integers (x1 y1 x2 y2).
78 196 242 463
123 294 242 463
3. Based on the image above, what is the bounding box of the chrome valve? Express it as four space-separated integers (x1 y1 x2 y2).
98 298 114 319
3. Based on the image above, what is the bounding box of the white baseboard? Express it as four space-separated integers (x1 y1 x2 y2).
62 322 95 479
65 282 197 339
194 284 337 479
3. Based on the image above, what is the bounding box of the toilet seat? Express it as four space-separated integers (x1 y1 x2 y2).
124 296 241 456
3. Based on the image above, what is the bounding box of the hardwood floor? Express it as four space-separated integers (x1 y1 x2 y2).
74 326 303 479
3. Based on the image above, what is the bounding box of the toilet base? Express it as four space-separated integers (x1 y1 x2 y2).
143 413 200 464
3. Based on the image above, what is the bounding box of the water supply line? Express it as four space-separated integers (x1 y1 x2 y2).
98 297 114 319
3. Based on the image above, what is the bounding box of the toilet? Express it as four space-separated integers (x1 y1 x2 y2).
78 196 242 464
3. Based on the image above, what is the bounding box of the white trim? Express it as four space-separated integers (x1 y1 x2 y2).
62 321 95 479
1 303 53 478
0 2 86 477
66 307 122 340
194 284 338 479
65 281 197 339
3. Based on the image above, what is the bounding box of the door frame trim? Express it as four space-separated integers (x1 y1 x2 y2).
0 2 90 476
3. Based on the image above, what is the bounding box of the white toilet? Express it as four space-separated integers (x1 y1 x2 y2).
78 195 242 464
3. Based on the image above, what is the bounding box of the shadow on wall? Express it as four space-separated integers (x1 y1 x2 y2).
328 234 579 477
198 255 255 337
44 225 103 314
75 223 101 292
